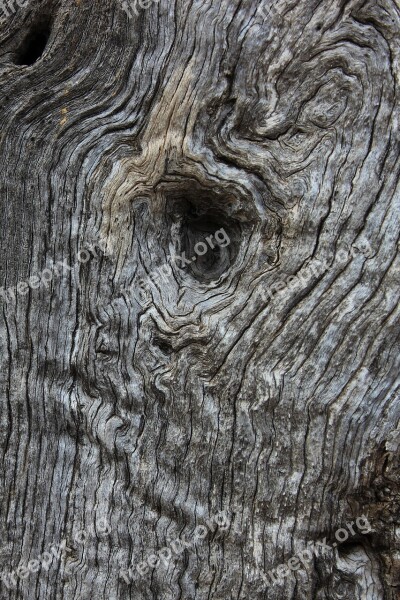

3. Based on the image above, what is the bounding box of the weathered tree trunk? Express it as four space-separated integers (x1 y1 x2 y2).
0 0 399 598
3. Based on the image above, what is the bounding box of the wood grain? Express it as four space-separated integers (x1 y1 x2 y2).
0 0 399 598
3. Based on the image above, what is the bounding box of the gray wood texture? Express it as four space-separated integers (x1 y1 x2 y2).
0 0 399 598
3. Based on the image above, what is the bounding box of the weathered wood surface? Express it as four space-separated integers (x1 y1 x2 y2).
0 0 399 598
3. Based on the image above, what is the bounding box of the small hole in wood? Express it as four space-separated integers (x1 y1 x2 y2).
152 336 173 356
167 195 241 283
16 22 50 66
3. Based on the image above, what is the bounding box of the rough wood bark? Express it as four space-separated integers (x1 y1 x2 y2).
0 0 399 598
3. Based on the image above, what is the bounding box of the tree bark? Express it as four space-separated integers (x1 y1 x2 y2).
0 0 399 598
